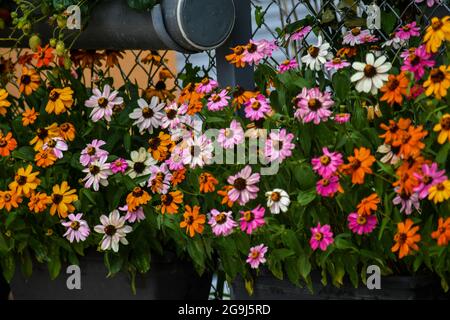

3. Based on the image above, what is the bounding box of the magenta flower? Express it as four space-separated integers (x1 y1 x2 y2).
413 162 447 199
342 28 370 46
196 78 218 94
294 87 333 124
242 39 277 65
347 212 377 235
217 119 245 149
207 89 230 111
325 57 350 71
312 147 343 178
119 204 145 223
208 209 238 236
227 165 260 205
401 45 435 80
415 0 441 8
80 139 109 167
395 22 420 40
316 175 340 197
84 85 123 122
392 189 420 215
42 137 68 159
264 129 295 163
111 158 128 174
246 244 268 269
244 94 271 121
290 25 312 41
239 205 265 235
61 213 90 243
278 59 298 73
334 113 351 124
310 223 334 251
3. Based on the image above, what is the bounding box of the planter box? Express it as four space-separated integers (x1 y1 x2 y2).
10 251 212 300
231 271 449 300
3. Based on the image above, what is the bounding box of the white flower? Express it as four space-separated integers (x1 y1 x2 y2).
350 53 391 94
82 156 112 191
85 85 123 122
181 134 214 169
94 210 132 252
129 97 165 134
301 35 331 71
377 144 401 165
265 189 290 214
126 147 157 184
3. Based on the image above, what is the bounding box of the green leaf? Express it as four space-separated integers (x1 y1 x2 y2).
298 255 311 280
1 255 15 281
126 0 156 11
255 6 264 27
11 146 35 161
297 189 316 206
48 247 61 280
436 143 450 165
332 72 350 101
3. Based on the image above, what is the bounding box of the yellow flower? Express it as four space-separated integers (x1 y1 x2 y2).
0 88 11 116
29 122 59 151
49 182 78 218
423 65 450 100
8 165 40 197
423 16 450 53
428 180 450 204
434 114 450 144
45 87 74 115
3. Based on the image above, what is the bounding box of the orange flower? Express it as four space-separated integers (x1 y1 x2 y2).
232 86 256 108
391 125 427 158
28 192 52 213
19 66 40 95
103 50 124 68
379 118 411 145
178 83 204 115
33 45 54 68
49 182 78 218
226 45 246 68
35 149 57 168
0 132 17 156
148 132 172 161
431 217 450 246
0 190 22 212
126 187 151 212
0 88 11 116
199 173 218 193
22 107 39 126
217 185 234 208
29 123 59 151
380 72 409 106
340 147 376 184
160 190 183 214
391 218 421 259
180 205 206 237
336 46 357 59
357 193 380 216
171 168 186 186
59 122 76 141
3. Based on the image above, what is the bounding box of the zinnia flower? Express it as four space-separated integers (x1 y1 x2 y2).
340 147 376 185
310 223 334 251
111 158 128 174
42 137 68 159
391 218 421 259
395 22 420 40
246 244 268 269
393 189 420 215
0 88 11 116
19 66 40 95
265 189 290 214
278 59 298 73
413 162 447 199
324 57 350 71
181 134 214 169
311 147 343 178
207 89 230 111
423 16 450 53
0 131 17 157
301 35 330 70
431 217 450 246
119 204 145 223
61 213 90 243
434 114 450 144
217 119 245 149
264 129 295 163
126 187 151 211
240 205 265 234
160 190 183 214
0 190 22 212
82 156 112 191
400 45 434 80
85 84 123 122
80 139 109 167
126 147 156 182
347 213 377 235
334 113 351 124
357 193 380 216
208 209 237 236
380 72 409 106
227 165 260 205
199 172 218 193
290 25 312 41
49 182 78 218
28 192 51 213
21 107 39 126
94 210 133 252
244 94 271 121
351 53 392 94
129 97 165 134
180 205 206 237
148 163 172 194
9 165 40 196
428 180 450 204
45 87 74 115
196 78 218 94
343 27 371 46
423 65 450 100
242 40 277 66
294 87 333 124
316 175 340 197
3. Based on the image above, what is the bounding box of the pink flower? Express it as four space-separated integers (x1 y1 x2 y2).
61 213 90 243
119 204 145 223
310 223 334 251
264 128 295 163
347 212 377 235
401 45 435 80
227 165 260 205
111 158 128 174
161 102 187 130
392 188 420 215
246 244 268 269
242 40 277 65
415 0 441 7
334 113 351 124
80 139 109 167
343 28 370 46
84 85 123 122
148 163 172 194
207 89 230 111
290 25 312 41
294 87 333 124
42 137 68 159
239 205 265 235
413 162 447 199
244 94 271 121
196 78 218 94
217 119 245 149
325 57 350 71
208 209 238 236
311 147 343 178
278 59 298 73
316 175 340 197
395 22 420 40
165 147 185 171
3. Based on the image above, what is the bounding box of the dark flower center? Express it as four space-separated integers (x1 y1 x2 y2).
89 165 100 175
270 192 281 202
162 194 173 205
432 19 443 31
307 46 320 58
37 128 48 139
21 75 31 85
430 69 445 83
166 109 177 120
185 215 194 225
132 187 144 197
233 177 247 191
423 175 432 185
52 194 63 204
251 101 261 110
409 54 421 66
148 137 161 150
247 43 258 54
436 183 445 191
321 178 330 187
16 175 27 185
155 80 166 91
86 146 96 156
398 233 407 244
104 225 116 236
363 65 377 78
441 116 450 130
133 162 145 174
212 94 222 103
388 79 400 91
47 139 57 148
142 107 154 119
215 213 227 224
351 27 361 36
98 97 108 108
60 123 70 131
0 139 7 147
49 90 60 101
70 221 80 230
308 98 322 111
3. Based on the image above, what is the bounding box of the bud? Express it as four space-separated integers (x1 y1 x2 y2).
10 12 17 19
49 38 57 47
28 34 41 51
63 56 72 70
22 21 31 34
56 15 67 29
56 41 65 57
